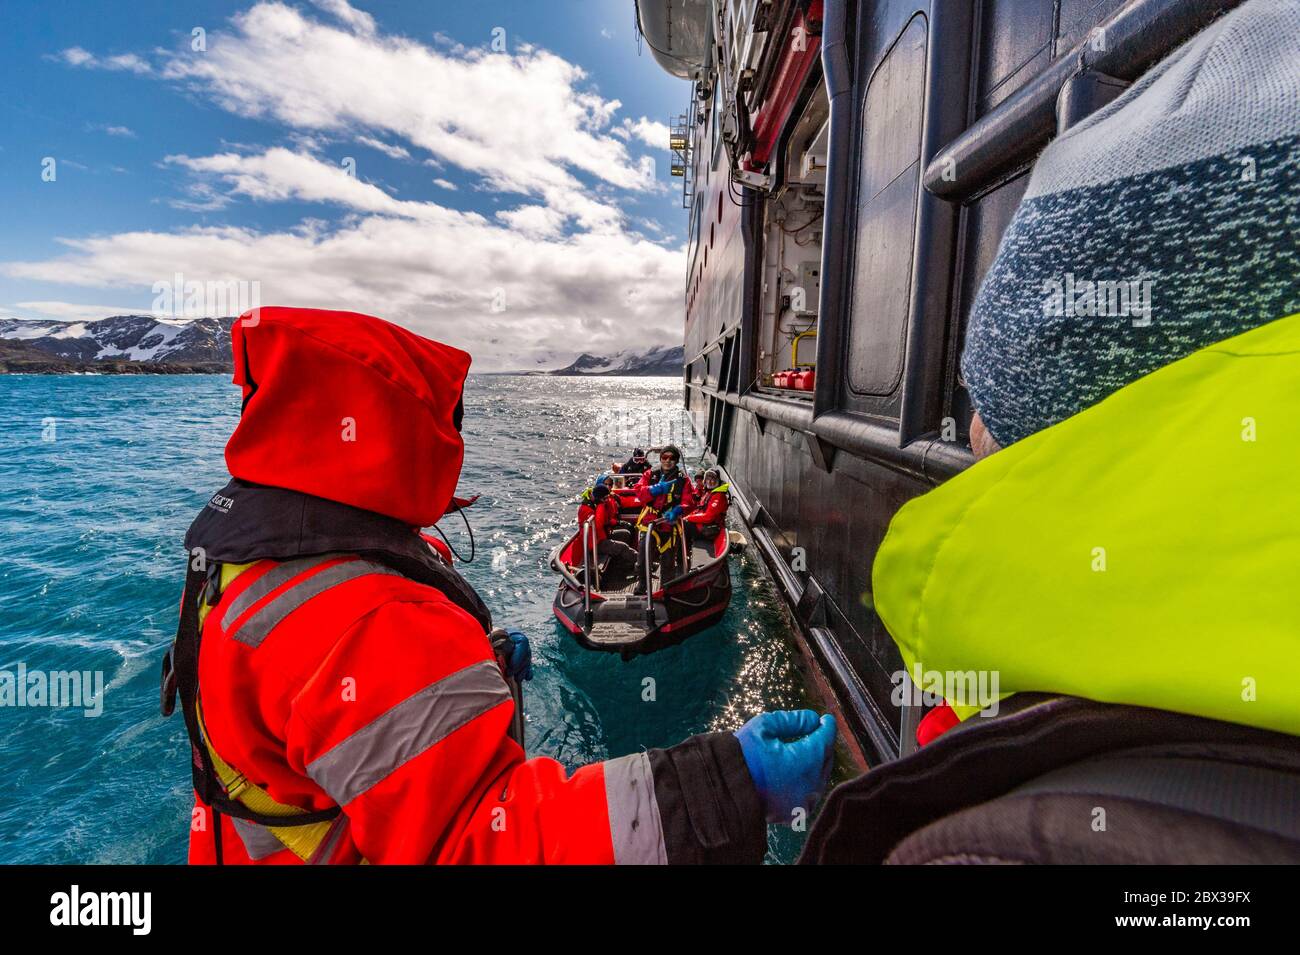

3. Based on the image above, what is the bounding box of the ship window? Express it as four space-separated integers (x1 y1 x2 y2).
845 15 927 399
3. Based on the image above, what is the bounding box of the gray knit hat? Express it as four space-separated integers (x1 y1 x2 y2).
961 0 1300 447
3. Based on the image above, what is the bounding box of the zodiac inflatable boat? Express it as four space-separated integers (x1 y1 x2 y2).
549 480 732 658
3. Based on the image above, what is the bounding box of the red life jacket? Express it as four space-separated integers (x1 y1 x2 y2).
686 486 730 526
578 492 619 543
577 505 603 542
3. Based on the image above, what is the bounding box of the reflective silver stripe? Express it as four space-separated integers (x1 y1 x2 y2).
306 660 511 805
307 814 351 865
603 752 667 865
220 554 339 632
229 559 402 648
230 816 288 861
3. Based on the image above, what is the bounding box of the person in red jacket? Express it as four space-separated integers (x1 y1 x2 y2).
685 468 730 546
631 446 695 594
160 307 835 865
577 483 635 567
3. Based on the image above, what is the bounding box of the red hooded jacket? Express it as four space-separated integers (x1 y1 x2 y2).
686 488 729 527
186 307 763 865
577 495 619 544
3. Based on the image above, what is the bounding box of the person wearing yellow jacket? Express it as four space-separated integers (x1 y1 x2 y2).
804 310 1300 863
801 0 1300 864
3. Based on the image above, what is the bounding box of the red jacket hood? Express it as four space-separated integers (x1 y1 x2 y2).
225 307 471 527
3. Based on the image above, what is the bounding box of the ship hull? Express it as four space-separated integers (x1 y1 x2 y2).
659 0 1242 766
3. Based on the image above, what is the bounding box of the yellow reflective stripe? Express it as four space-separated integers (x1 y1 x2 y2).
196 702 334 862
194 562 366 863
651 525 678 553
196 561 256 631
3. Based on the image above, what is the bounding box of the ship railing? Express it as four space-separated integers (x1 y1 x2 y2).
792 330 817 367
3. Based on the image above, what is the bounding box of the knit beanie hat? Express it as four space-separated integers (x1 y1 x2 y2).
961 0 1300 448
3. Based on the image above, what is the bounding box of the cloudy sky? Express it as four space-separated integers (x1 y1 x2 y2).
0 0 690 370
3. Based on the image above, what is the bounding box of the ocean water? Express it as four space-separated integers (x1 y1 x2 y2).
0 373 823 864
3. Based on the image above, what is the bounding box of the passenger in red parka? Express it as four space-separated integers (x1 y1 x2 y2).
577 484 635 567
167 307 834 866
685 468 730 546
631 446 695 594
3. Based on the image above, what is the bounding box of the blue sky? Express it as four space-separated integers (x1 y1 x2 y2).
0 0 692 369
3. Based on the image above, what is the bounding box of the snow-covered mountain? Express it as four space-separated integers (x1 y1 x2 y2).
549 344 685 377
0 315 233 366
1 315 685 377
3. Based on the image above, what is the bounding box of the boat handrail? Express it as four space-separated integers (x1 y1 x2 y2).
581 519 599 632
641 525 656 626
548 538 584 590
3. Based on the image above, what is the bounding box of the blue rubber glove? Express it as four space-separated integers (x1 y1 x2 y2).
735 710 836 824
503 630 533 682
648 480 673 496
663 505 684 522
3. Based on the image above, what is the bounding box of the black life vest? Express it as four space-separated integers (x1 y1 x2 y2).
636 469 688 543
647 467 686 506
800 694 1300 864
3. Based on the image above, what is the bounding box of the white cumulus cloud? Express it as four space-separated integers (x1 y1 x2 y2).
5 148 685 370
156 1 660 211
617 117 670 149
356 136 411 160
55 46 152 74
9 301 147 322
23 0 686 370
309 0 377 36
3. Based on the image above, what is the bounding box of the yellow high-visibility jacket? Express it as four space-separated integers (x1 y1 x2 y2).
874 311 1300 737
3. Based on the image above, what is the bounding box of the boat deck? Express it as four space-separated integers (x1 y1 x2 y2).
578 539 715 596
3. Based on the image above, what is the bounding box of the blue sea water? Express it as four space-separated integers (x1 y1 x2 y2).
0 373 822 864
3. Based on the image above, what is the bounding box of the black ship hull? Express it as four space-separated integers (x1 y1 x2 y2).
640 0 1243 766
